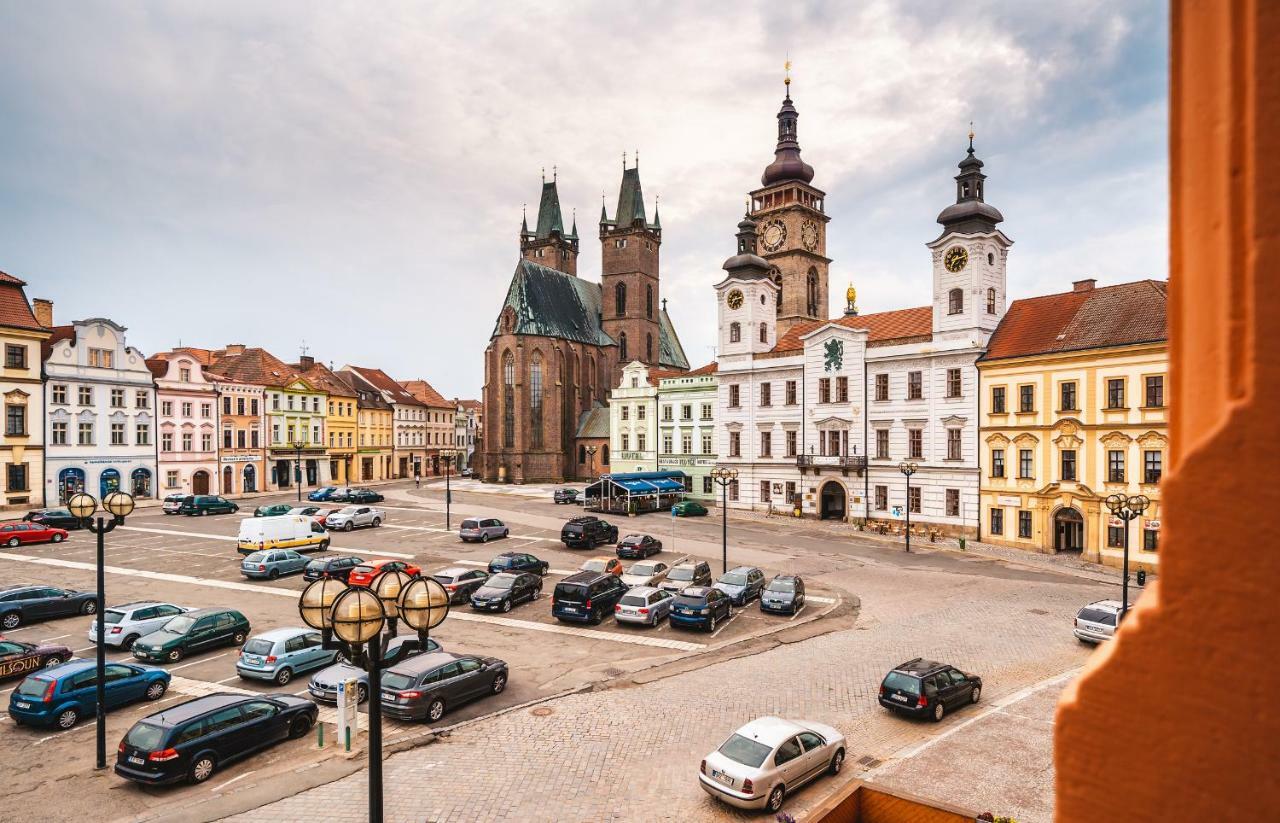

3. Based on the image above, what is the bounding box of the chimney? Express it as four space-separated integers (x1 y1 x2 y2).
224 344 246 356
1073 279 1097 293
32 298 53 328
298 355 315 369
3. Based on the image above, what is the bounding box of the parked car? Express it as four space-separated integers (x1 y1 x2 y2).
552 572 628 624
313 507 343 527
324 506 385 532
658 560 713 593
236 627 337 686
487 552 548 576
381 652 508 723
431 567 490 604
9 660 169 729
699 716 846 813
672 500 708 517
179 495 239 516
561 516 618 549
620 560 671 588
241 549 310 580
327 487 355 502
0 585 96 630
302 555 364 583
347 489 384 504
308 636 441 703
614 586 674 626
1074 599 1124 643
0 521 68 547
90 602 191 650
253 503 293 518
307 486 338 502
760 575 806 615
670 586 733 632
287 505 322 517
878 658 982 722
469 572 541 613
162 493 186 515
114 693 317 785
0 637 72 681
459 467 475 478
22 508 83 530
579 556 623 577
459 517 509 543
553 488 579 504
237 515 330 555
131 608 250 664
714 566 767 606
347 559 422 587
616 534 663 559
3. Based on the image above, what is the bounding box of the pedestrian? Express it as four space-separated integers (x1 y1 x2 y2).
414 474 420 489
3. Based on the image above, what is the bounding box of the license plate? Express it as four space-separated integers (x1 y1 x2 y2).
15 701 29 709
891 694 908 702
133 651 147 658
562 606 578 613
712 770 734 786
244 656 261 665
128 755 145 765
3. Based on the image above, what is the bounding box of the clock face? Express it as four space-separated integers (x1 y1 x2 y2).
726 289 744 310
761 219 787 253
801 219 820 252
944 246 969 272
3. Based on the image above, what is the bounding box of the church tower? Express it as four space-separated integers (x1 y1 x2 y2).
520 171 579 276
748 68 830 339
600 157 662 370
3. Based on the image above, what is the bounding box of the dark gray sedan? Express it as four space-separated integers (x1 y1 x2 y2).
0 585 96 630
307 636 441 703
380 652 508 723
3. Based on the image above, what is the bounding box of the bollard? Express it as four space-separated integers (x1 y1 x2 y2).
345 725 351 753
317 722 324 748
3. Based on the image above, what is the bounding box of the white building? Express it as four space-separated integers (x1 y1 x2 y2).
43 317 158 502
657 366 718 500
714 134 1009 537
608 361 660 474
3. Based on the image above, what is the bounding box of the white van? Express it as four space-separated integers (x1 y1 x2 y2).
237 515 331 555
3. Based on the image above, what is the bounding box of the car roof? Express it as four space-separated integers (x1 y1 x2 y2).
1084 599 1125 611
434 566 475 576
387 651 461 676
732 716 808 747
109 601 166 611
891 658 948 676
624 586 660 596
0 585 43 594
182 608 238 618
143 693 254 726
558 571 612 585
769 574 802 582
621 534 648 541
39 659 101 678
252 627 311 641
672 560 704 569
726 565 760 574
678 586 712 598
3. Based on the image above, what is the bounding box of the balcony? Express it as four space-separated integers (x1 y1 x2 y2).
798 454 867 476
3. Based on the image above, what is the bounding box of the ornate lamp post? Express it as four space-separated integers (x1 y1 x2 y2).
1105 493 1150 620
441 452 454 530
898 461 918 553
69 490 135 769
290 436 308 502
709 466 738 573
585 445 598 482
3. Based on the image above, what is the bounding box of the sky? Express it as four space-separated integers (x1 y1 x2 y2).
0 1 1168 399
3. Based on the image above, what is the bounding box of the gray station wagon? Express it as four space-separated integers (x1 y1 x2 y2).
380 651 509 723
459 517 509 543
241 549 309 580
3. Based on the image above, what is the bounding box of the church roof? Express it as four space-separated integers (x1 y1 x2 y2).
773 306 934 353
575 404 610 439
657 308 689 371
535 180 565 239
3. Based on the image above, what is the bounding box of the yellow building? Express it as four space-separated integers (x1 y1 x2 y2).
1 278 51 510
350 382 394 482
301 363 357 485
978 279 1167 569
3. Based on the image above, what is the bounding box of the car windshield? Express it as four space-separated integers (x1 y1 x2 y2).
124 722 167 751
883 672 921 694
243 639 274 656
353 565 375 575
103 610 125 624
669 567 695 581
622 536 643 544
460 520 479 530
15 676 52 697
382 672 416 691
766 579 796 593
163 615 196 633
431 575 457 585
619 595 648 607
1078 607 1117 626
629 564 657 576
245 552 267 562
306 560 327 571
486 574 516 590
719 733 772 768
719 572 749 586
582 560 606 572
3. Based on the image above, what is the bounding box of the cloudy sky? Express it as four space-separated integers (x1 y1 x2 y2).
0 1 1167 398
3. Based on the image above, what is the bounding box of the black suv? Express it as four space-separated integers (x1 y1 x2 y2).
552 572 628 624
303 556 364 582
878 658 982 722
560 516 618 549
22 508 82 530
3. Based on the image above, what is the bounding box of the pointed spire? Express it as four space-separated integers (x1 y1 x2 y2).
599 190 609 226
651 194 661 229
569 208 578 239
520 203 530 237
533 172 565 238
761 61 814 186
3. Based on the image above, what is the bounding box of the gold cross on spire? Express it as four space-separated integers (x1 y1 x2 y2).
785 55 792 89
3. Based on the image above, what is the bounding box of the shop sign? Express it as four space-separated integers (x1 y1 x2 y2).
1145 520 1161 530
997 495 1021 507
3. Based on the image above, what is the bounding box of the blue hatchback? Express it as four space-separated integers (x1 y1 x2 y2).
308 487 337 502
236 627 337 686
8 659 170 730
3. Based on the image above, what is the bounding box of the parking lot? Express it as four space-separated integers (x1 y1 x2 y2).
0 489 845 821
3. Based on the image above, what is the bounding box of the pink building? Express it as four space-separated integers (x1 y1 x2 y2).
149 352 220 496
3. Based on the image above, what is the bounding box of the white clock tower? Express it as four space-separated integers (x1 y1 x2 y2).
715 215 780 358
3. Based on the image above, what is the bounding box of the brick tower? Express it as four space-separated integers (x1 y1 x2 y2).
520 170 579 276
600 157 662 376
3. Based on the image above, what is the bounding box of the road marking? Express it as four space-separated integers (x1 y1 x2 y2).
118 525 410 557
383 524 553 542
448 610 704 651
452 559 576 576
788 605 808 621
808 595 836 605
210 771 256 792
40 634 70 641
169 652 231 671
710 610 741 638
169 675 343 725
0 550 301 599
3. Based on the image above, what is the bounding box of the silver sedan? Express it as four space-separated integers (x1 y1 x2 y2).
324 506 385 531
620 560 671 588
614 586 674 626
698 716 846 813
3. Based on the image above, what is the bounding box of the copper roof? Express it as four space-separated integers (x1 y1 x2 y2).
982 280 1168 361
344 366 426 407
772 306 933 353
400 379 451 409
0 271 46 332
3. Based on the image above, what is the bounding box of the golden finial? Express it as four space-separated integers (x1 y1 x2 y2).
968 121 975 150
784 56 792 88
845 282 858 316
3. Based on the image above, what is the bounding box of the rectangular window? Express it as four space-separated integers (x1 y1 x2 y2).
620 434 630 451
161 432 173 452
51 421 67 445
621 406 629 421
946 428 961 460
165 471 180 489
136 390 148 409
729 385 740 408
991 450 1005 477
723 478 738 502
836 376 848 403
946 368 961 398
1018 510 1032 538
271 423 280 443
1060 382 1077 411
990 386 1006 413
701 403 713 420
785 381 797 405
51 384 67 405
161 401 173 417
908 429 922 459
236 430 245 448
785 481 796 504
181 402 192 417
681 432 692 454
78 422 93 445
681 404 692 421
4 343 27 369
1061 450 1077 481
703 476 713 494
1145 375 1164 408
1108 450 1125 482
662 405 673 422
760 383 772 407
785 429 797 457
251 398 259 416
234 397 243 416
88 348 113 368
181 433 193 451
702 433 713 454
818 378 831 404
760 431 772 457
875 373 889 401
223 429 233 448
945 488 959 517
907 371 922 400
201 403 212 419
636 433 646 452
5 405 25 436
223 397 232 415
908 486 921 513
6 463 28 492
874 429 889 459
78 386 93 406
250 429 259 448
202 433 212 451
1144 450 1162 484
1108 526 1125 548
1144 528 1159 551
662 433 673 454
1107 378 1126 409
990 508 1004 535
136 423 149 446
1019 449 1033 478
1019 385 1034 412
760 481 771 503
110 389 125 408
875 485 888 511
110 422 125 445
637 405 646 420
729 431 741 457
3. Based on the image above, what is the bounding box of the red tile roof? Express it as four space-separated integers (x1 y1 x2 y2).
400 379 451 408
458 399 483 411
772 306 933 353
983 280 1168 361
41 325 76 360
687 362 719 375
345 365 426 406
207 347 303 389
0 272 46 332
295 361 356 398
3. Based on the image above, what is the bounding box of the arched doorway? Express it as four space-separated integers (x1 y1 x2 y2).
192 470 210 495
58 468 85 502
819 481 846 521
222 466 233 495
100 468 121 498
243 464 257 493
130 468 152 498
1054 507 1084 553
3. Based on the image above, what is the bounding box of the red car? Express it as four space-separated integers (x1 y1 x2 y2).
0 522 69 548
313 508 342 528
347 559 422 587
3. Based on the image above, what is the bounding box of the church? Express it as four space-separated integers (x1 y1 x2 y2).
480 164 690 483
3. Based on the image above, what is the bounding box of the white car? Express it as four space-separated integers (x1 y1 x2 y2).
699 716 845 813
1074 599 1124 643
161 493 185 515
620 560 671 589
88 601 192 649
324 506 385 531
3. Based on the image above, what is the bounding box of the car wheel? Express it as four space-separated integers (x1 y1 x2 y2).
51 533 65 544
145 680 168 700
356 684 368 703
123 635 140 650
232 631 247 645
491 672 507 694
5 537 18 547
268 568 280 580
288 714 314 739
541 564 549 576
1 612 19 630
427 697 446 722
829 748 845 775
480 532 489 543
80 600 97 615
707 615 717 633
200 509 207 516
971 685 981 704
56 708 79 729
372 518 381 527
343 521 354 532
43 654 67 669
275 667 293 686
932 701 945 722
320 539 331 551
167 648 184 662
188 755 216 784
501 599 512 613
766 785 786 814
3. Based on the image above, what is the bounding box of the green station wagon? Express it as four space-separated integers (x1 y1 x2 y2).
178 496 239 516
132 608 250 664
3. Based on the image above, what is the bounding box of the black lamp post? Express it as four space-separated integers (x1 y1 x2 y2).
290 437 308 502
898 461 918 553
68 490 135 770
441 452 454 530
585 445 598 481
298 572 448 823
1104 493 1150 620
709 466 738 574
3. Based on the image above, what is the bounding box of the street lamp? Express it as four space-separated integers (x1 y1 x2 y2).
297 573 449 823
69 489 135 769
1104 493 1150 621
898 461 918 553
585 445 598 482
290 437 308 502
441 452 454 531
709 467 738 574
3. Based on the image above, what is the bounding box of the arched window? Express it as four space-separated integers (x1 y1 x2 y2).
601 444 610 465
772 269 783 313
806 269 819 316
529 354 543 449
619 332 628 361
730 322 741 343
646 333 653 362
759 323 768 343
615 282 627 317
986 287 997 314
579 444 586 464
502 352 515 448
948 288 964 315
646 285 654 319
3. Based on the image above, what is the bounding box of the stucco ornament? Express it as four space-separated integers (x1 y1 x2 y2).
823 338 843 372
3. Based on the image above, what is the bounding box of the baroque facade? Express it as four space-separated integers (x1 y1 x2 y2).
0 275 50 510
149 351 219 496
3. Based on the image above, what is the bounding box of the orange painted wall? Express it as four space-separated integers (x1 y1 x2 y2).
1055 1 1280 819
807 780 976 823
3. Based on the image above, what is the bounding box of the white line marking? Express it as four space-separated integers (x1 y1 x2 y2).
788 605 808 621
40 634 70 641
210 771 256 792
169 652 231 671
118 526 408 557
710 610 741 638
452 559 575 576
807 595 836 605
0 550 300 598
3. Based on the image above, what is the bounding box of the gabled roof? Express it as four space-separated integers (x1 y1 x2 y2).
657 308 689 371
42 325 76 361
0 271 47 333
982 280 1168 361
294 361 356 398
207 347 300 389
575 404 610 439
400 379 451 409
343 365 426 407
458 399 483 411
773 306 934 353
687 362 718 375
493 259 614 347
